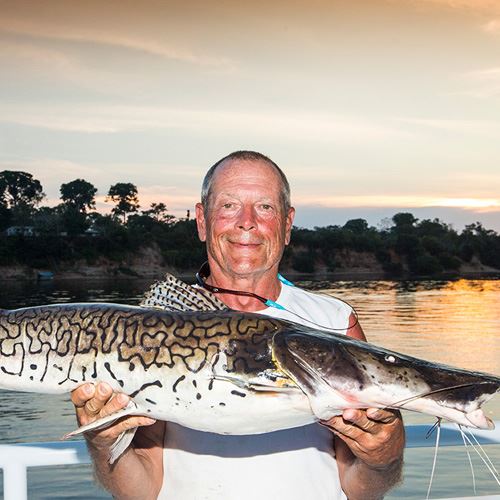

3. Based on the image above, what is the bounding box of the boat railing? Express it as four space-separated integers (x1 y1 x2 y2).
0 422 499 500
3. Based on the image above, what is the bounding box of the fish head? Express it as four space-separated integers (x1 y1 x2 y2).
271 325 500 429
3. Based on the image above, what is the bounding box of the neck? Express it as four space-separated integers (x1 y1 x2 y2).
205 262 282 312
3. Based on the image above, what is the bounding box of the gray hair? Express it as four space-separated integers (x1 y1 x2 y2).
201 151 291 212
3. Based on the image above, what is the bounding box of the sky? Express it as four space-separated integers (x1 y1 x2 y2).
0 0 499 231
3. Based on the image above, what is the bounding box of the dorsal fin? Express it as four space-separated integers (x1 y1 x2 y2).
140 273 229 312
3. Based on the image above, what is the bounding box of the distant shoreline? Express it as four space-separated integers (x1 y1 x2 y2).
1 265 499 283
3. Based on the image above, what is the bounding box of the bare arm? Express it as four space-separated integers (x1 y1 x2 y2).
71 383 165 500
332 409 404 500
323 315 405 499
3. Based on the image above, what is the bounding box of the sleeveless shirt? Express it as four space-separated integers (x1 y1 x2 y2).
158 284 352 500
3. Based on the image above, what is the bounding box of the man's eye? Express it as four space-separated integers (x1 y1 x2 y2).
261 204 272 210
222 203 233 209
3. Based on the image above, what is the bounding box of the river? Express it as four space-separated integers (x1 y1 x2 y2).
0 277 499 499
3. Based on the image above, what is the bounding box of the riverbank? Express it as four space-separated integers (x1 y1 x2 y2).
1 261 498 282
2 241 499 282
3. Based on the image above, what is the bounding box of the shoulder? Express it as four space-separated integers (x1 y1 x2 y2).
276 285 353 332
285 285 351 312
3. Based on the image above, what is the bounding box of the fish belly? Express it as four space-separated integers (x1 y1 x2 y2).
134 365 316 435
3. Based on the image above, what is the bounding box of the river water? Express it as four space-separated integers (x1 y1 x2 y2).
0 277 499 499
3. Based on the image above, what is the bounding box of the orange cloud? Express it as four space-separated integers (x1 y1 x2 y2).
0 16 233 69
408 0 500 14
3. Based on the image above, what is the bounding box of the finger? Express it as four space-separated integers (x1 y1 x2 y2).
366 408 401 424
97 392 131 419
324 411 378 436
71 383 95 408
323 417 367 440
342 409 374 429
333 429 361 451
84 382 114 416
110 415 157 434
86 415 157 444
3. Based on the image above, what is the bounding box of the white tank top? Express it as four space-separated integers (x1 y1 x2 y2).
158 284 352 500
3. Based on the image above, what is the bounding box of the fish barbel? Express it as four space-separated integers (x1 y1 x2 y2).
0 275 498 462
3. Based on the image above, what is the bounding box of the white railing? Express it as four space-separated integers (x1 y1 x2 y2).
0 423 499 500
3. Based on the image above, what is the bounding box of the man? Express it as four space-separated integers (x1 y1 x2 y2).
72 151 405 499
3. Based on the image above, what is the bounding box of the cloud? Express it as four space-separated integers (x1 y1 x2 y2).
395 116 500 135
293 205 500 232
455 67 500 98
0 158 102 181
0 40 71 67
482 18 500 33
0 16 233 69
0 103 413 143
293 194 500 210
405 0 500 15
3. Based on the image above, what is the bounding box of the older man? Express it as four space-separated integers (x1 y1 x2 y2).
72 151 404 499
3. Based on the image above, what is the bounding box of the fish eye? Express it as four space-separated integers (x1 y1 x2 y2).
385 355 397 363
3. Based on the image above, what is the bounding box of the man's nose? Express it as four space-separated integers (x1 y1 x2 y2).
237 205 256 230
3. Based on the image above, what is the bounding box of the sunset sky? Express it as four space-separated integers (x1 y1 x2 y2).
1 0 499 230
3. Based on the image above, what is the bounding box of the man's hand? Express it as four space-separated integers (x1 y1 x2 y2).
70 383 164 498
323 407 405 469
322 408 404 499
71 382 156 451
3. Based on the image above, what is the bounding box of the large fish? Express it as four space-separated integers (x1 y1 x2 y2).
0 275 498 462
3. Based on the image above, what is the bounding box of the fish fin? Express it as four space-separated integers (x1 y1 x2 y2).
210 373 289 392
273 332 352 420
62 400 139 439
109 427 137 464
211 374 248 389
64 400 142 464
140 273 229 311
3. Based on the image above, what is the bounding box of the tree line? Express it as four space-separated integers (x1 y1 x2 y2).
1 170 499 276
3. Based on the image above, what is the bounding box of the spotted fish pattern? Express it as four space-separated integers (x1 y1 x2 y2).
0 303 286 392
1 274 499 464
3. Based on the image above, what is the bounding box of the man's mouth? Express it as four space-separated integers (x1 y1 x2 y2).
228 240 262 248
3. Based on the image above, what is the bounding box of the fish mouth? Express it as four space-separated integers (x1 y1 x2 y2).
465 409 495 430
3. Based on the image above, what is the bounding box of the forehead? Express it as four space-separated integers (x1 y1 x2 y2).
210 159 282 198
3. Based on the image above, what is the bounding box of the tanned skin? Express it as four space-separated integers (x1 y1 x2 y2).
72 158 404 500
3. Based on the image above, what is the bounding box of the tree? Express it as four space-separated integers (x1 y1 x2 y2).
60 179 97 213
0 170 44 209
142 202 175 224
392 212 418 230
0 201 11 231
343 218 369 234
106 182 140 223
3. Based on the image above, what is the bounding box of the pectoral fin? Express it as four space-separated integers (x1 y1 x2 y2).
63 401 142 463
211 373 298 393
109 427 138 464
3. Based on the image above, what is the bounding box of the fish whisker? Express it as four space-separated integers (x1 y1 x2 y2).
457 424 476 494
386 382 482 410
466 427 499 479
426 418 441 500
461 428 500 487
426 419 441 439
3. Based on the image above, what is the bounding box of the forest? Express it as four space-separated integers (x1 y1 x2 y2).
1 170 499 277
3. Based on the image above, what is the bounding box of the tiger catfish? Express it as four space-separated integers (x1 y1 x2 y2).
0 275 498 462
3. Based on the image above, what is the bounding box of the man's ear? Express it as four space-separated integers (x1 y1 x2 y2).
195 202 207 242
284 206 295 245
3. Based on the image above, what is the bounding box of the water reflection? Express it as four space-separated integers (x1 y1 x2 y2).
0 277 499 499
311 279 500 376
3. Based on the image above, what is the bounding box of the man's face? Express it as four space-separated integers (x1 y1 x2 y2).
196 159 295 278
